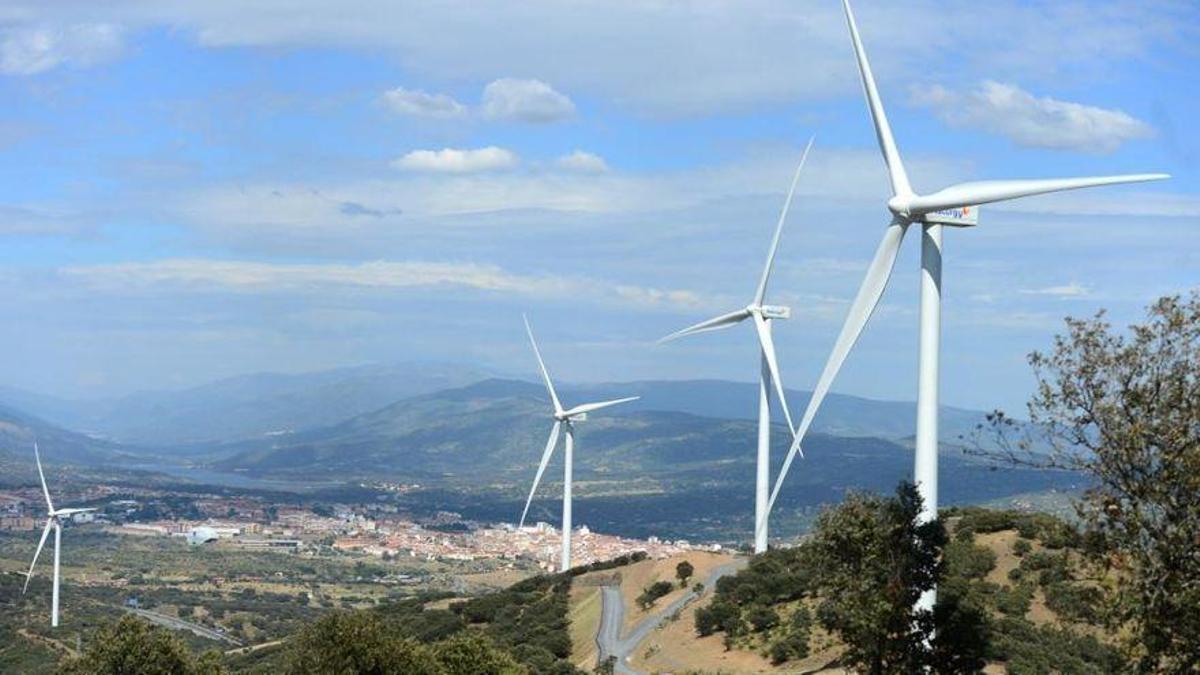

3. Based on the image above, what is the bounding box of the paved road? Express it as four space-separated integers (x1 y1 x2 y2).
596 559 747 675
126 607 243 646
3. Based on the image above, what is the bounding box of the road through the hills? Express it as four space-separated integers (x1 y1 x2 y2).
595 559 746 675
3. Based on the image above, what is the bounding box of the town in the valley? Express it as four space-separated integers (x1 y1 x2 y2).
0 482 707 572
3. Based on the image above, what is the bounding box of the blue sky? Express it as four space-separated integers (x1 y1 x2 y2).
0 0 1196 413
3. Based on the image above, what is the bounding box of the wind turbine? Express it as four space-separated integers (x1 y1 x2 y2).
23 443 97 628
769 0 1168 611
518 316 638 572
659 137 813 553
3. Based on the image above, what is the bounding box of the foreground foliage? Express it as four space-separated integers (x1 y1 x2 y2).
696 488 1133 673
59 615 225 675
977 292 1200 671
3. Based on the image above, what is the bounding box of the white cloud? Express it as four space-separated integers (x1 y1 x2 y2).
917 81 1155 153
392 146 519 173
381 86 466 118
1020 282 1091 298
0 23 123 75
481 78 575 123
58 258 713 312
556 150 608 173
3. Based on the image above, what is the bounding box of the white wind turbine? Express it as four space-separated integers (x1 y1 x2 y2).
518 316 638 572
660 137 813 553
769 0 1169 611
23 443 97 628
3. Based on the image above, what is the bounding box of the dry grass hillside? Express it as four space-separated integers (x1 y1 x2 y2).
567 509 1123 674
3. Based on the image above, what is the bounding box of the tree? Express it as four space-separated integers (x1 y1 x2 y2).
432 633 527 675
807 482 945 675
675 560 695 588
974 293 1200 672
59 615 224 675
285 611 444 675
636 581 675 610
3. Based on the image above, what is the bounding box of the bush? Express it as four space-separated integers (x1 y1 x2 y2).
995 583 1034 617
1012 539 1032 557
636 581 675 610
944 540 997 580
695 600 740 637
745 604 779 633
1043 582 1102 623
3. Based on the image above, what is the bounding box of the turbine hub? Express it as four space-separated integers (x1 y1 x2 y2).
758 304 791 321
886 195 912 218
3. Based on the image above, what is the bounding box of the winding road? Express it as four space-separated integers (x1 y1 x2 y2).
596 559 746 675
125 607 244 647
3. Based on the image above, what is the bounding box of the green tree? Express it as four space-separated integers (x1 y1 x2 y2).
976 293 1200 672
285 611 444 675
808 482 945 675
60 615 224 675
636 581 675 610
432 633 527 675
675 560 695 588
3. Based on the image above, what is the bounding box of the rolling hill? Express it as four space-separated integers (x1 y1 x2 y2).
211 379 1079 540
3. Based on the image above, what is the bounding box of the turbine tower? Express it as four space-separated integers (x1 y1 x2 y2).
518 316 638 572
23 443 97 628
660 137 813 553
769 0 1168 612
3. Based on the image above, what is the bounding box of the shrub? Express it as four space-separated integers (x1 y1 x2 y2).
1043 582 1103 623
636 581 675 610
745 604 779 633
1012 539 1032 557
944 540 997 580
995 583 1034 617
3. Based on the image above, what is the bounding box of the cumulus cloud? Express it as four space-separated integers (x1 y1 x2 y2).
0 23 123 75
392 146 519 173
59 258 712 312
917 81 1155 153
556 150 608 173
482 78 575 123
381 86 466 118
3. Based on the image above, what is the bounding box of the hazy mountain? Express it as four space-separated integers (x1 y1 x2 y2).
565 379 990 442
0 403 136 468
214 380 1074 515
0 362 495 447
0 362 996 450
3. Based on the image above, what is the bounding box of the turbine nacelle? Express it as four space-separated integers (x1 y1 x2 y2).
755 304 791 321
888 195 980 227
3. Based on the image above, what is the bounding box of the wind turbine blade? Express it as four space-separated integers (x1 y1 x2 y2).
768 219 910 513
519 421 562 529
906 174 1170 215
751 313 796 436
658 309 751 344
562 396 640 418
754 136 815 305
52 507 97 517
23 519 53 593
524 314 563 414
843 0 910 197
33 442 53 514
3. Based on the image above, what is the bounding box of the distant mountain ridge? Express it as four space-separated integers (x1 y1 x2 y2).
211 379 1069 511
0 362 496 447
0 364 996 450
